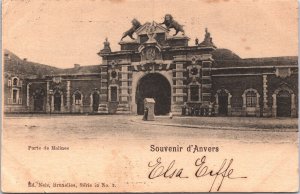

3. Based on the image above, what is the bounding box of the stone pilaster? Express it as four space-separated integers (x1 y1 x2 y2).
262 74 270 116
29 83 35 112
100 72 108 102
46 81 50 112
60 93 64 112
98 66 108 113
120 66 129 102
175 63 184 102
255 94 261 117
117 65 131 114
201 60 213 106
241 93 247 116
66 81 71 112
51 95 54 112
26 83 31 105
214 93 219 115
172 62 186 115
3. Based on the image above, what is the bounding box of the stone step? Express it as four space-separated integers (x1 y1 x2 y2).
98 104 108 113
116 104 131 114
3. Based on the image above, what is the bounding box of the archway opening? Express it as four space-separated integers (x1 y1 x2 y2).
33 89 45 112
92 93 100 112
277 90 291 117
54 92 61 111
136 73 171 115
218 91 228 116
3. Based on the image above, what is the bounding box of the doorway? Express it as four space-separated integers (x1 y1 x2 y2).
218 91 228 115
54 92 61 111
92 92 100 112
33 89 45 112
277 90 291 117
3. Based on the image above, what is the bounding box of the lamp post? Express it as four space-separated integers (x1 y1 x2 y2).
49 89 53 116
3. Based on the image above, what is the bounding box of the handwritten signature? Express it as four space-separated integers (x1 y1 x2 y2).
148 156 247 192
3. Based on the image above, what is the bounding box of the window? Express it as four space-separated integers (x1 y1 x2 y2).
110 86 118 102
12 89 18 104
246 91 256 107
278 90 290 98
74 92 82 105
190 85 199 101
111 71 117 79
13 78 18 86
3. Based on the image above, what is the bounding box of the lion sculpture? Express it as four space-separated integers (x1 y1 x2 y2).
121 19 142 41
160 14 185 36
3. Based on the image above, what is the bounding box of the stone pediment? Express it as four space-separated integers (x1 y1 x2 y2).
135 21 168 36
118 20 190 50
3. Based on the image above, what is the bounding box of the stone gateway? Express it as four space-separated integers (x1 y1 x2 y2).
4 15 298 117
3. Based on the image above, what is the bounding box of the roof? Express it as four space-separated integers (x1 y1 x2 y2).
214 56 298 68
3 49 61 78
4 49 100 77
212 48 241 61
4 49 298 78
61 65 100 74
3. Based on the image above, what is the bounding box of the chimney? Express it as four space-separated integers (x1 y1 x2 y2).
74 64 80 69
4 53 10 60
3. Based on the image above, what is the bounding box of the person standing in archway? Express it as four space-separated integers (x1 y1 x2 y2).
143 107 149 121
169 111 173 119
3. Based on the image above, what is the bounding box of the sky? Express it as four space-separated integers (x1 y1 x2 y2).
2 0 298 68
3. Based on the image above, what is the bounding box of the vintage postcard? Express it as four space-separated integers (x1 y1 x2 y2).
1 0 299 192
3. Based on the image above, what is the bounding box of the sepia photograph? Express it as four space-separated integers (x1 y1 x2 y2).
1 0 299 192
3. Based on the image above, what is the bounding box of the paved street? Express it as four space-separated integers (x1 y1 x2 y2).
3 114 297 143
2 115 299 192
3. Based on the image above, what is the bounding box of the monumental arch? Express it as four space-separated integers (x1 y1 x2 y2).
3 15 298 117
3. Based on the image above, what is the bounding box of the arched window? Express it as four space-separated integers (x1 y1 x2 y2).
277 90 290 98
13 78 18 86
246 91 257 107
